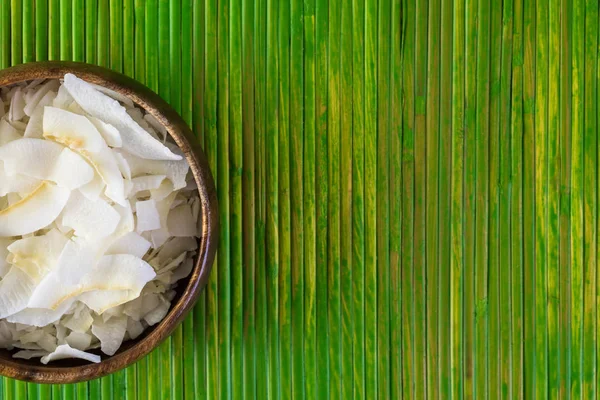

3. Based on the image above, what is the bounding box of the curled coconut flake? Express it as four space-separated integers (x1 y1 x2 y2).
144 295 170 326
6 300 74 327
129 175 166 197
63 308 94 333
127 318 144 340
0 268 36 318
7 229 67 281
0 119 21 145
13 350 48 360
41 343 100 364
0 181 70 237
23 80 60 117
65 331 92 350
106 232 152 259
8 88 25 121
79 290 129 315
0 138 94 190
91 316 127 356
88 116 123 148
0 239 14 278
61 191 121 239
0 164 40 197
120 151 188 190
83 147 126 206
0 138 64 177
63 74 181 161
135 199 161 233
43 106 106 153
167 204 198 237
29 254 156 311
24 90 58 138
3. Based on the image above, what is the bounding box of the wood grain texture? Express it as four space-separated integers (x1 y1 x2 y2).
1 0 598 398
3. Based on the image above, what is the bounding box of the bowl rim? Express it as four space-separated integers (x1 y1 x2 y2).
0 61 219 383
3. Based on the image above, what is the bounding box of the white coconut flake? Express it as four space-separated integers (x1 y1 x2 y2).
0 182 70 237
23 80 60 117
29 254 156 311
126 318 144 340
167 204 198 237
107 232 152 259
144 295 170 326
65 331 92 350
91 316 127 356
88 116 123 148
61 191 120 239
41 343 101 364
0 119 21 145
64 74 181 161
0 268 36 318
63 308 94 333
46 148 95 190
135 199 161 233
0 239 14 278
24 90 58 138
0 164 40 197
120 151 188 190
0 138 65 177
13 350 48 360
6 300 73 327
8 88 26 121
129 175 166 196
43 106 106 153
7 229 67 281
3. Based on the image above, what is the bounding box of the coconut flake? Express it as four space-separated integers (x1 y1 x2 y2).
65 331 92 350
135 199 161 233
129 175 166 196
126 318 144 340
144 295 170 326
91 316 127 356
107 232 152 258
13 350 48 360
43 106 106 153
0 138 64 177
8 88 26 121
29 254 156 311
7 300 73 327
0 268 36 318
0 164 40 197
120 151 188 190
23 80 60 117
7 229 67 280
0 182 70 237
64 74 181 161
0 119 21 145
88 117 123 148
63 307 94 333
41 343 100 364
167 204 198 237
46 148 95 190
61 191 121 239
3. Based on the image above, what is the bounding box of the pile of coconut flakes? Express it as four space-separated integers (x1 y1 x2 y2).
0 74 200 364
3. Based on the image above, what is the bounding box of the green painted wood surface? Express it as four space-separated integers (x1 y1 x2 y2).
0 0 596 398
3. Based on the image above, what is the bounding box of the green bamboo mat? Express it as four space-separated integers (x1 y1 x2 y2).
0 0 593 398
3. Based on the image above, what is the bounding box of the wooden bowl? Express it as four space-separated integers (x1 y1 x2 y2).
0 62 219 383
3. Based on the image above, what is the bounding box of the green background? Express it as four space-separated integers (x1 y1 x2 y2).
0 0 590 398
